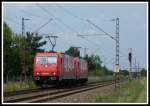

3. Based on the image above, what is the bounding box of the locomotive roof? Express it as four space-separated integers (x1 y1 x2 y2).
35 52 62 56
35 52 86 61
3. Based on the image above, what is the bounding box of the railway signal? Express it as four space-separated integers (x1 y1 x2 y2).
128 48 132 80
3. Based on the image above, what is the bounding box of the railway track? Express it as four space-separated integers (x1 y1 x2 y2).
3 79 122 103
4 86 55 97
4 79 114 97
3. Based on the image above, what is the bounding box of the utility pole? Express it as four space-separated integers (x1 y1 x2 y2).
128 48 132 81
21 17 30 81
78 18 120 88
45 35 58 52
22 18 30 37
116 18 120 86
112 18 120 88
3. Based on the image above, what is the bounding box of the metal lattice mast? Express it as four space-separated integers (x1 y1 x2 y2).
116 18 119 66
21 17 30 81
114 18 120 87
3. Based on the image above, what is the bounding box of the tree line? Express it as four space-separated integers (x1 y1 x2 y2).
64 47 114 76
4 22 46 82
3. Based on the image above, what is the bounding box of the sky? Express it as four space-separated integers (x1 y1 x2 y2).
2 2 148 71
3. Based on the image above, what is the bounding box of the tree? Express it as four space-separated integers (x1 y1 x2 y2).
65 47 80 57
84 54 102 70
3 22 13 82
141 68 147 77
24 32 47 77
120 69 129 76
25 32 46 55
3 22 47 82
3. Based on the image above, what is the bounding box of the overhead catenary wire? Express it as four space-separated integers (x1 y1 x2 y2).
33 18 53 33
4 17 32 30
18 4 129 70
5 6 55 36
35 4 79 34
55 4 116 40
35 3 103 51
4 4 144 71
55 4 119 56
8 5 50 21
38 5 127 70
55 4 85 21
5 4 121 57
86 19 116 41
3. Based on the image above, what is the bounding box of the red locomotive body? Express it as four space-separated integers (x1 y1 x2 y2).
33 52 88 87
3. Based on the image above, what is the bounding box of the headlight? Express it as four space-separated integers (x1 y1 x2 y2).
53 72 56 75
37 72 40 75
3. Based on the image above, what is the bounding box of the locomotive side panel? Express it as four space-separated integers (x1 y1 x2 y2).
78 59 88 82
74 57 80 80
62 55 75 80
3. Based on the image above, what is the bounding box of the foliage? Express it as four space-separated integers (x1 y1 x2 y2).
3 22 19 80
65 47 113 76
140 68 147 77
120 69 129 76
25 32 46 55
84 54 102 70
65 47 80 57
3 22 46 82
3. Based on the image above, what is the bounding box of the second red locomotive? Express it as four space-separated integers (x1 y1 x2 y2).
33 52 88 87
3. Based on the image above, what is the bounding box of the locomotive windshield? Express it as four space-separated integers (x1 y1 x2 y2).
47 56 57 64
36 56 57 64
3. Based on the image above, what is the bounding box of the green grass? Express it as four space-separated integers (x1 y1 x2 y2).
3 80 39 92
94 77 147 103
88 75 115 83
88 69 109 76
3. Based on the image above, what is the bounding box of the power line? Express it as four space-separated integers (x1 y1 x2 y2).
4 17 32 30
55 4 85 21
35 4 102 50
55 5 116 41
36 4 79 34
86 19 116 40
36 4 125 72
33 18 53 33
8 5 49 21
53 5 116 64
54 4 124 66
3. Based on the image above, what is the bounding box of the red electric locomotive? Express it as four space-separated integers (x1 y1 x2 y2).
33 52 88 87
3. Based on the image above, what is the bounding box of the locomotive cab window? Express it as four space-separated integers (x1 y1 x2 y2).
36 57 47 64
36 56 57 64
47 56 57 64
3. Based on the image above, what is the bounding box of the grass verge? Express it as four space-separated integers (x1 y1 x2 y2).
3 80 39 92
94 77 147 103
